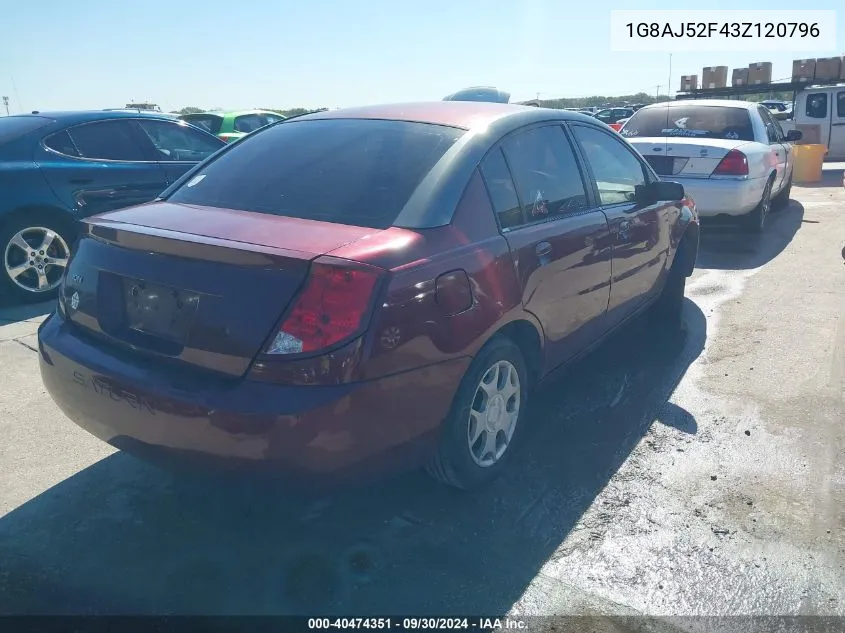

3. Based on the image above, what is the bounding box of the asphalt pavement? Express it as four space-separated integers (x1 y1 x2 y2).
1 170 843 620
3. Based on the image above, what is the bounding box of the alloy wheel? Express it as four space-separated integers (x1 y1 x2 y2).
3 226 70 294
467 360 521 467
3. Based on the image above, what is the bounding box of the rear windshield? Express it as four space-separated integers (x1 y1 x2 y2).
0 116 53 144
620 105 755 142
167 118 464 229
181 114 223 135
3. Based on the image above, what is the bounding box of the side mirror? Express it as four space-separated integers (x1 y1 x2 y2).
785 129 803 142
636 181 685 204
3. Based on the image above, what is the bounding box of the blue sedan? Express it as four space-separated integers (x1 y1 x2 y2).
0 110 225 301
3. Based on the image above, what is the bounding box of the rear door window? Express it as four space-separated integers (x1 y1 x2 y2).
233 113 283 133
500 124 590 222
43 130 79 156
166 118 463 229
136 119 222 162
66 120 148 161
757 106 783 143
620 105 755 141
480 148 522 230
181 114 223 135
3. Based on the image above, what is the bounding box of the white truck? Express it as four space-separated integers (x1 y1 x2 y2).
779 84 845 160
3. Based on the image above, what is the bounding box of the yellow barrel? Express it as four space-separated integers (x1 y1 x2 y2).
792 144 827 183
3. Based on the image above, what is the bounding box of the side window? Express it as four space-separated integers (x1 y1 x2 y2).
67 120 148 161
805 93 828 119
43 130 79 156
757 106 781 143
136 120 221 162
837 91 845 118
571 125 647 206
234 114 278 133
500 125 590 222
479 148 522 230
182 115 223 135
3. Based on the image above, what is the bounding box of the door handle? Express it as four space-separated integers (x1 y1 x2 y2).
535 241 552 257
69 178 93 184
833 122 845 127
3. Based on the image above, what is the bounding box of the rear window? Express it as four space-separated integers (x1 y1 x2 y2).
0 116 53 144
181 114 223 135
167 118 464 229
620 105 755 142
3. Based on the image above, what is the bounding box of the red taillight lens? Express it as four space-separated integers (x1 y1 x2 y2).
266 260 381 355
712 149 749 176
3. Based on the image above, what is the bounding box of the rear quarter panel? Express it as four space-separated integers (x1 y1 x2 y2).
743 141 779 181
0 157 70 221
331 171 537 381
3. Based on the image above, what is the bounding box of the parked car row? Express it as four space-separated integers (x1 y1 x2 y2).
179 109 287 143
0 110 226 300
31 102 700 490
3 94 807 489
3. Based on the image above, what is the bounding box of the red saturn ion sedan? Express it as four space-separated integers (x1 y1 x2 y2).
38 102 699 489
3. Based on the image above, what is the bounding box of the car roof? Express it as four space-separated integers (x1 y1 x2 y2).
14 110 181 124
640 99 757 111
294 101 598 131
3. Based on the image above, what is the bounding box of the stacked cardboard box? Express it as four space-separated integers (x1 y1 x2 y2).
792 59 816 82
814 57 842 81
732 68 749 86
679 75 697 92
702 66 728 89
748 62 772 85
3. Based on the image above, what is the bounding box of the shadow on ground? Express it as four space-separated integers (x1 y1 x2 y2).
0 303 706 616
0 298 54 325
796 168 844 189
695 201 804 270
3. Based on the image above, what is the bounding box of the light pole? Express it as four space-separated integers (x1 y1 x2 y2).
2 96 9 116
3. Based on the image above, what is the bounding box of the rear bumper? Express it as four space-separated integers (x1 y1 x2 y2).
674 176 768 217
37 314 468 484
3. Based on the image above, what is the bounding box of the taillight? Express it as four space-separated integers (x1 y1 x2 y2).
712 149 749 176
266 258 381 355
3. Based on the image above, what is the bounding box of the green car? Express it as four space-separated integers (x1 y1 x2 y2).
179 109 286 143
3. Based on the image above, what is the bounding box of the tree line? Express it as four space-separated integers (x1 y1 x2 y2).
173 106 329 117
172 89 795 116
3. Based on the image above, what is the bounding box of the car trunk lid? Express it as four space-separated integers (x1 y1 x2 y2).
61 201 381 378
627 137 753 178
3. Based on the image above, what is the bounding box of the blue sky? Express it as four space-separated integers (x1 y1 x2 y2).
1 0 842 113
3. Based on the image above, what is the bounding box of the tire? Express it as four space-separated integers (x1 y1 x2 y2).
0 213 75 303
743 177 774 233
772 172 792 210
426 336 530 490
650 253 687 332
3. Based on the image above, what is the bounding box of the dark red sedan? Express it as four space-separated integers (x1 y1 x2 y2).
38 102 699 489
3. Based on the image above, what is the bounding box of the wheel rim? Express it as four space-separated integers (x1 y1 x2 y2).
3 226 70 294
467 360 521 468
